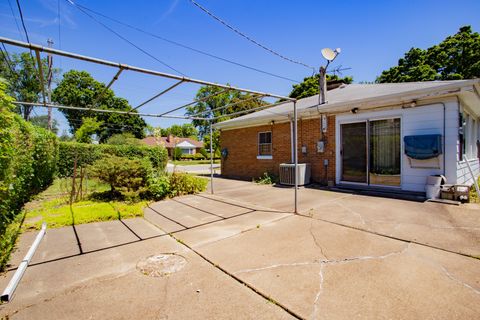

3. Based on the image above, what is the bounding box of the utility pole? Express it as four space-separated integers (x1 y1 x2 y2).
47 39 53 131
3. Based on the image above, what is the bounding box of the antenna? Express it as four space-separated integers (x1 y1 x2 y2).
319 47 341 105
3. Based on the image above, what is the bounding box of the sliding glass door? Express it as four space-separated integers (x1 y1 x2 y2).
341 118 401 187
341 122 367 183
369 119 401 187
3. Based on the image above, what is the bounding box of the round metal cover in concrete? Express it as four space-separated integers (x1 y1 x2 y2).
137 254 187 277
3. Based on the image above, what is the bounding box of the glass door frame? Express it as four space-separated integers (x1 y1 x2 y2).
340 120 368 186
339 116 402 188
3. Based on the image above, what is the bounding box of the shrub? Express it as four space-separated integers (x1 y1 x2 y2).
89 155 151 201
145 174 170 200
173 147 182 160
180 154 194 160
194 153 205 160
106 132 141 145
199 147 208 158
255 172 277 185
168 173 208 197
0 81 58 270
57 142 168 177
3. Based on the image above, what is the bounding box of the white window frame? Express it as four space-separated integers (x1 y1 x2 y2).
257 131 272 160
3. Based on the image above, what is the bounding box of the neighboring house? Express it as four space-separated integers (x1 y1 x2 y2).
142 135 204 157
214 80 480 193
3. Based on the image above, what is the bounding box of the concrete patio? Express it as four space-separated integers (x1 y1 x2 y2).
1 177 479 319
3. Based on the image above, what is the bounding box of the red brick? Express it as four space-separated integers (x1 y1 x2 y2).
219 116 336 184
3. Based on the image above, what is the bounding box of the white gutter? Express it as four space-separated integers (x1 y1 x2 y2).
215 80 480 131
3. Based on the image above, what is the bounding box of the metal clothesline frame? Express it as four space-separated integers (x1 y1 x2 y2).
0 36 300 213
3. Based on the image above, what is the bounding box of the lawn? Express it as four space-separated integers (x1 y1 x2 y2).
171 159 220 166
22 178 148 230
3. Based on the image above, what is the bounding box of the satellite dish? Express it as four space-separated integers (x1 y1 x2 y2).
321 48 336 61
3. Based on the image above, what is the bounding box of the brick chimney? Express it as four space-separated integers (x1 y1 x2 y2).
167 134 174 143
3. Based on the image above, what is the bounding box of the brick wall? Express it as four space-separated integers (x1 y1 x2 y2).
220 116 336 184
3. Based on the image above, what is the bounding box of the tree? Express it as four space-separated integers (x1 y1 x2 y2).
185 85 265 138
0 52 57 120
159 123 199 139
29 115 59 134
288 74 353 99
185 85 266 153
377 26 480 82
75 117 102 143
52 70 146 141
106 132 141 145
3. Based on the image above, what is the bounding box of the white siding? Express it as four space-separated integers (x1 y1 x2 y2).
456 103 480 185
457 159 479 185
336 100 459 192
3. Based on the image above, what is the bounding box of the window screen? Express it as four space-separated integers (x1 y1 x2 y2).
258 132 272 156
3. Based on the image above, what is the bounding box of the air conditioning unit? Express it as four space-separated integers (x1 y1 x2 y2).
279 163 311 186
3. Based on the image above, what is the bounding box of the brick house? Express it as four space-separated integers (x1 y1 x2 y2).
142 135 204 158
215 80 480 192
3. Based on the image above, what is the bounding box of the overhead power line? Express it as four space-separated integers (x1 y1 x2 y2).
7 0 24 41
15 0 31 43
188 0 316 73
0 43 15 73
65 0 185 76
69 2 300 83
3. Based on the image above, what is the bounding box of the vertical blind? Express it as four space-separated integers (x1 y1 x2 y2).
369 119 401 175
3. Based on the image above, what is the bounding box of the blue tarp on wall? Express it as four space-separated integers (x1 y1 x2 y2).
404 134 442 160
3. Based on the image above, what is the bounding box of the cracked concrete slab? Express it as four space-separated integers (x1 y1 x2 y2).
0 232 293 320
174 210 291 248
209 178 480 257
191 214 480 319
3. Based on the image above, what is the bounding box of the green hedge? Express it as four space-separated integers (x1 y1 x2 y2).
57 142 168 178
0 82 58 270
179 153 206 160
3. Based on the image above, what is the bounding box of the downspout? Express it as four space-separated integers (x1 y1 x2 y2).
290 119 294 163
442 101 446 177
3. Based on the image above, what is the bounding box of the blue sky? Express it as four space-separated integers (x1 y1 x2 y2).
1 0 480 134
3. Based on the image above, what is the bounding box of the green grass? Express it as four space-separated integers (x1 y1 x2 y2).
22 197 147 230
41 177 110 197
171 159 220 166
22 177 148 230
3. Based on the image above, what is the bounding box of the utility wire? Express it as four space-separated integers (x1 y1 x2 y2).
65 0 185 76
0 43 15 74
57 0 62 68
7 0 24 41
71 2 300 83
15 0 31 43
188 0 316 73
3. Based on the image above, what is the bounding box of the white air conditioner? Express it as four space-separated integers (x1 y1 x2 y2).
279 163 311 186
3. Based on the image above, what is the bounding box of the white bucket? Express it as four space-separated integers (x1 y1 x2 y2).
425 184 441 199
426 175 446 186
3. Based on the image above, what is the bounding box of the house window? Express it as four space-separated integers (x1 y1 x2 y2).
258 132 272 156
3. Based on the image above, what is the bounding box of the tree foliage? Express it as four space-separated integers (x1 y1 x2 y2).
185 85 266 138
52 70 147 141
185 85 266 152
0 52 58 120
29 115 59 134
158 123 198 139
106 132 141 145
377 26 480 82
289 74 353 99
75 117 103 143
0 80 58 270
